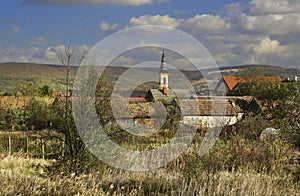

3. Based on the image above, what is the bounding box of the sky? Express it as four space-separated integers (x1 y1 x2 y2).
1 0 300 68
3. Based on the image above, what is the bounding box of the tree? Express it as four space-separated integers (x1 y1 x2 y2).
235 68 287 116
274 81 300 149
39 84 53 97
56 44 93 173
25 98 50 130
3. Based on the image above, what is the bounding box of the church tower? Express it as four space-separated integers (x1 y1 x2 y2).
159 50 169 93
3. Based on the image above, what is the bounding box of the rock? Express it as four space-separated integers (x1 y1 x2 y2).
259 127 278 141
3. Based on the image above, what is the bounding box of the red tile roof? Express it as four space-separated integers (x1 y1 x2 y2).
52 91 72 97
222 76 281 90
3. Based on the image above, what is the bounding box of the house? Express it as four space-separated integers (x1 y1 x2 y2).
175 96 260 131
111 98 166 134
52 90 72 98
215 75 282 96
282 75 298 83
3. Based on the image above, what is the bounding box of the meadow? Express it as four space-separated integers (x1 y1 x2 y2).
0 131 299 195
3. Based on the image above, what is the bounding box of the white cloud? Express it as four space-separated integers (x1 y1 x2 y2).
129 15 181 27
22 0 152 6
44 44 91 62
180 14 231 33
128 14 231 33
249 0 300 14
0 43 91 64
12 25 21 33
99 22 118 32
238 12 300 35
253 37 289 55
0 45 45 63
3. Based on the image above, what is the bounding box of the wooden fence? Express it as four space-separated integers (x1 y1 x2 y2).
0 130 64 159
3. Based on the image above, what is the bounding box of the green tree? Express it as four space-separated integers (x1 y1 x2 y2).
274 81 300 149
25 98 50 130
39 84 53 97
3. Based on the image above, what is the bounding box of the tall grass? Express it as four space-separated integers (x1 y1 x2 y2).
0 136 299 195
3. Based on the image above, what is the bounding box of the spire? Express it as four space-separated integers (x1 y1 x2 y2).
160 50 167 72
159 50 169 91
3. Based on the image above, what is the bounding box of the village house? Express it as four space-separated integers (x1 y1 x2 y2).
122 51 261 131
215 75 282 96
175 96 260 132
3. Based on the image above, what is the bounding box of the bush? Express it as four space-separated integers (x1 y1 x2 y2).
183 136 296 180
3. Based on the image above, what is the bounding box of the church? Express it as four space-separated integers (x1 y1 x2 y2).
146 50 177 103
120 51 260 131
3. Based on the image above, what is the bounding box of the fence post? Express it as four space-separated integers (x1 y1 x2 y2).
26 136 29 158
8 137 11 157
42 138 45 159
62 139 65 157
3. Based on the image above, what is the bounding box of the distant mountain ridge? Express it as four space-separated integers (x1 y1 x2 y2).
0 62 299 94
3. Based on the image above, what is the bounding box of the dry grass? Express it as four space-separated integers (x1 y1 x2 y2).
0 163 298 195
0 141 299 196
0 154 52 176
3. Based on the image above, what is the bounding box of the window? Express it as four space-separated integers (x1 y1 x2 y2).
163 77 166 84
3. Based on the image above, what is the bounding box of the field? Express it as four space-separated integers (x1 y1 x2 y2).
0 130 299 195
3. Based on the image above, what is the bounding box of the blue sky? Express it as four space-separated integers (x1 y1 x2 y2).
1 0 300 68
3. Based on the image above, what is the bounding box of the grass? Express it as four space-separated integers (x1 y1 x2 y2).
2 167 298 195
0 137 299 195
0 153 51 176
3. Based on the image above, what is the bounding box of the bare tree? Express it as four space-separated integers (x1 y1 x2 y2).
57 44 87 118
56 44 92 172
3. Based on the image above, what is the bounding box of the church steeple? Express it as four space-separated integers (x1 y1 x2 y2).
160 50 167 72
159 50 169 92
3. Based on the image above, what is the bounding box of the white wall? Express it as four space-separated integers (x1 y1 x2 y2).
182 114 243 128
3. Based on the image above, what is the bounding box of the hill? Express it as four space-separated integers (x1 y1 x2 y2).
0 62 77 93
0 62 299 95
